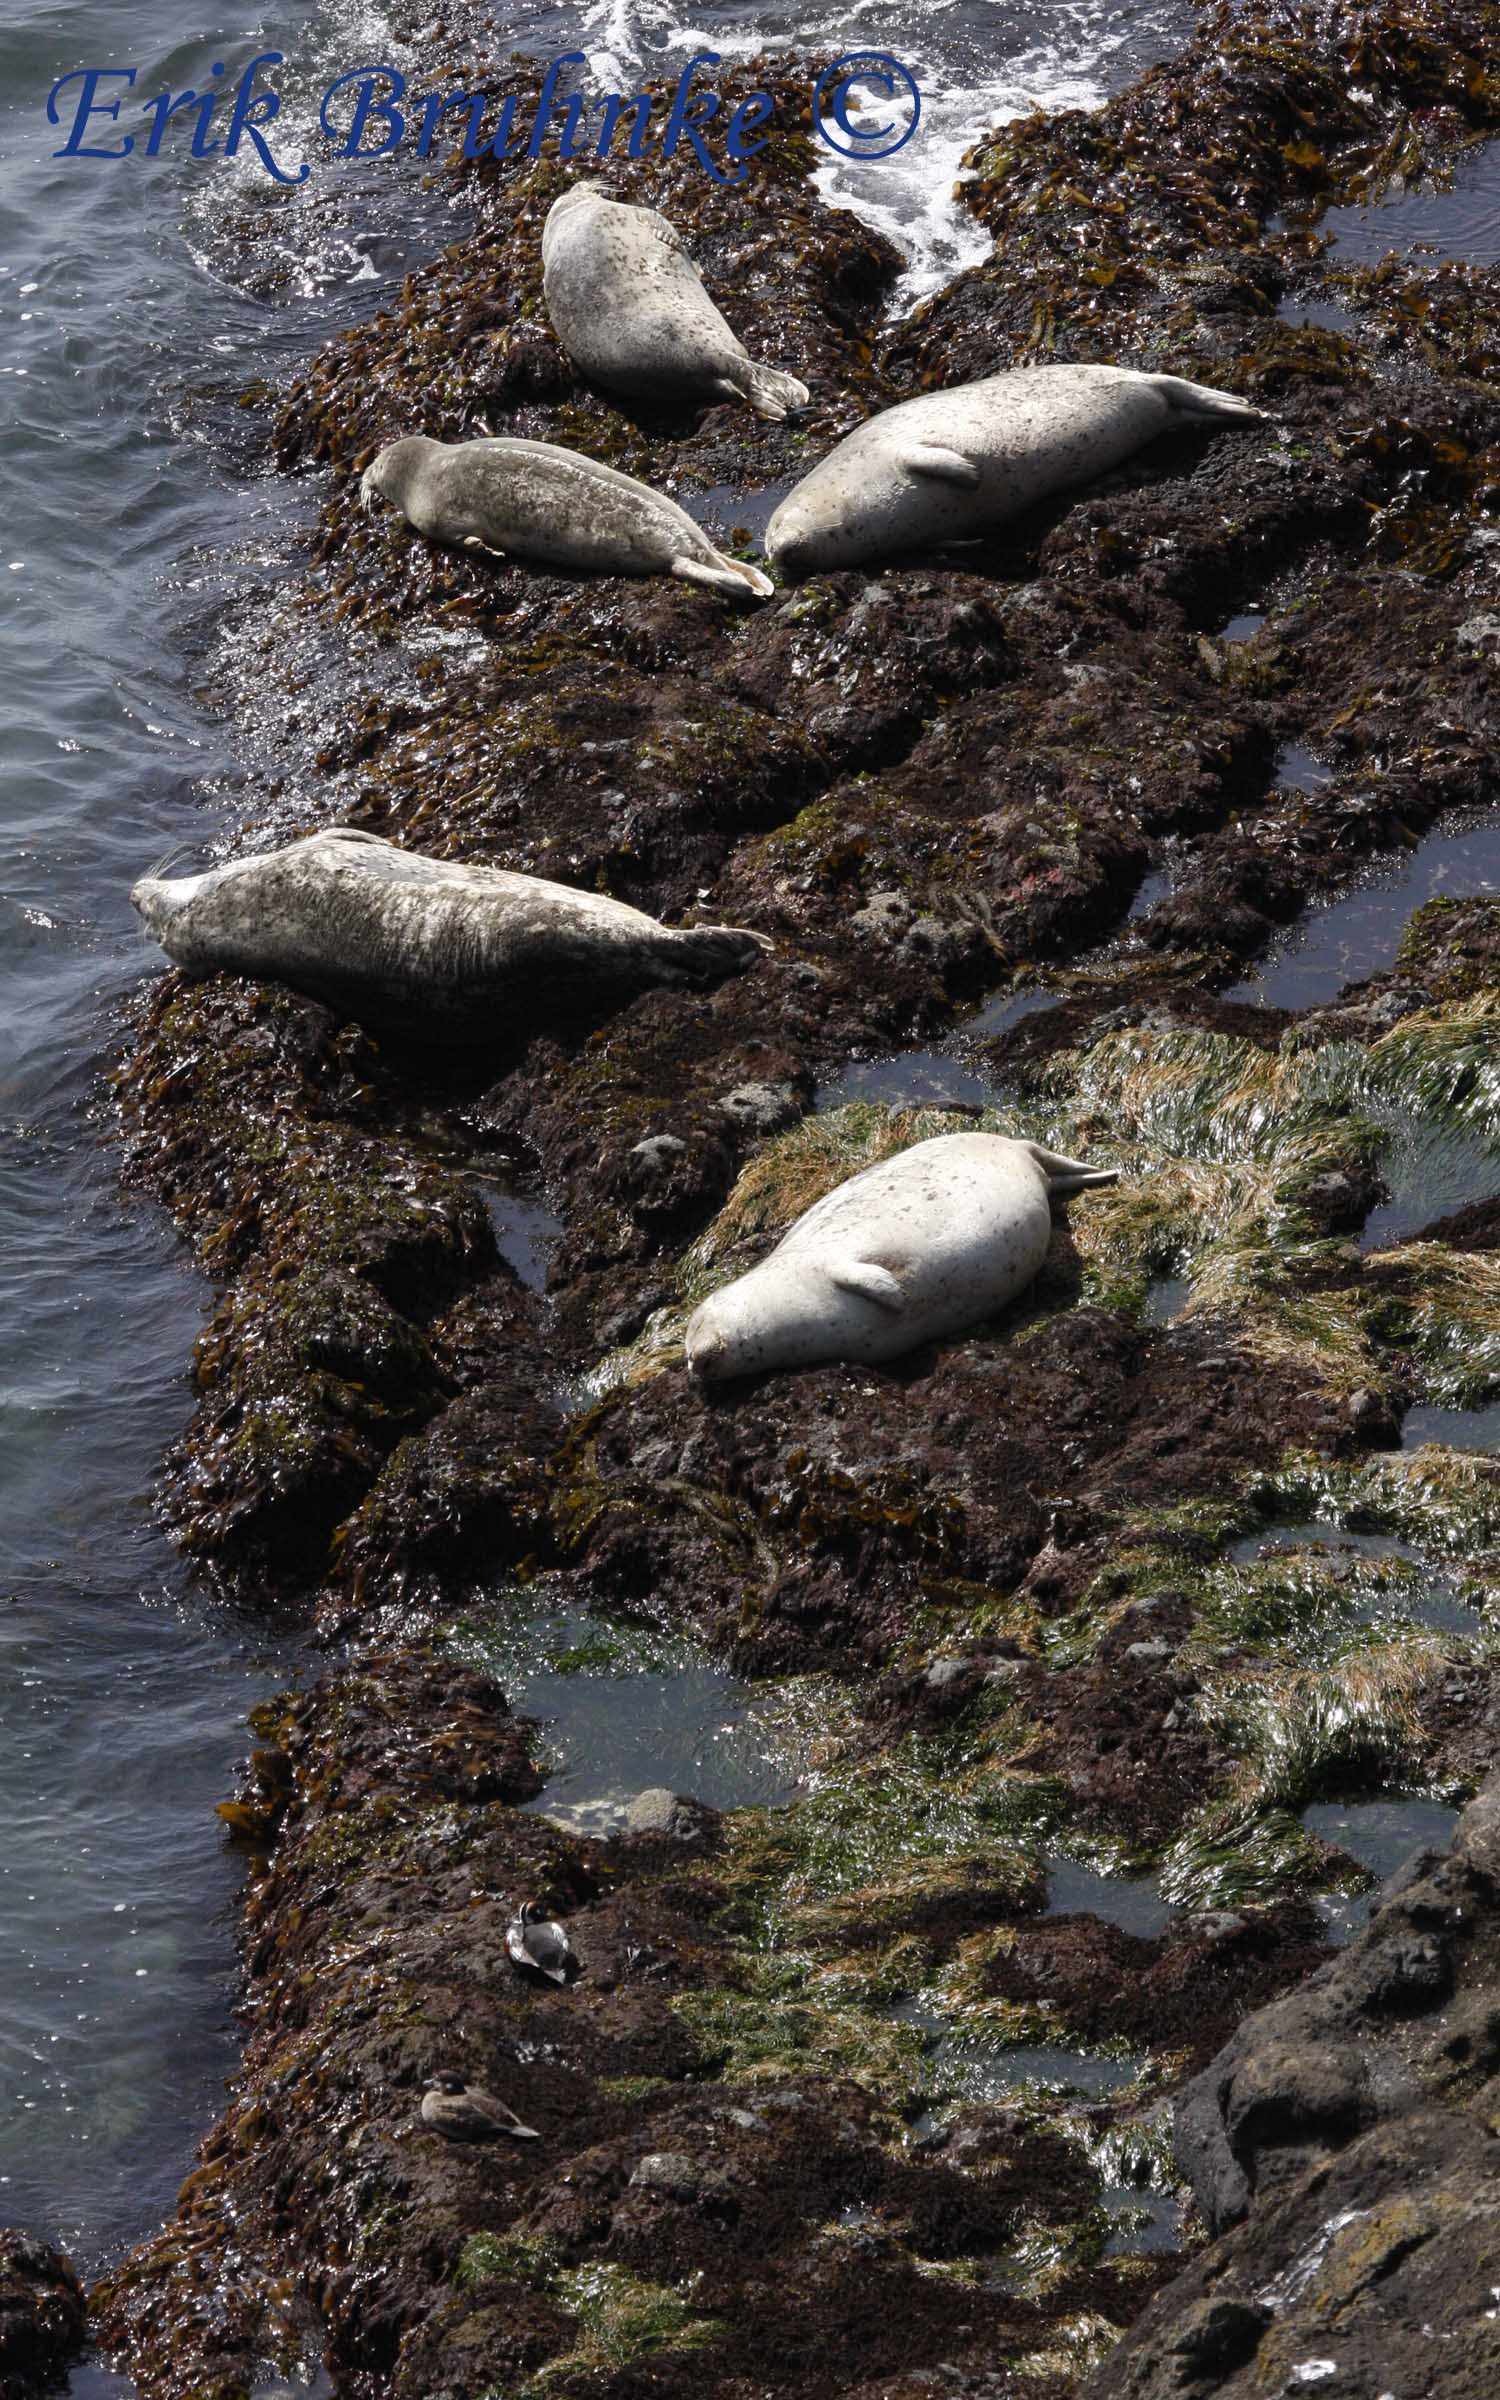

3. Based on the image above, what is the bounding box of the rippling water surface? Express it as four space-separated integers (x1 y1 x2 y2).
0 0 451 2294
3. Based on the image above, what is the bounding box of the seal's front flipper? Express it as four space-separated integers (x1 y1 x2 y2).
900 443 983 488
830 1259 905 1310
671 554 774 602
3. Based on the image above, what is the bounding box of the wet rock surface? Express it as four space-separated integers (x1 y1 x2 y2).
1093 1774 1500 2396
0 2233 84 2400
98 0 1500 2392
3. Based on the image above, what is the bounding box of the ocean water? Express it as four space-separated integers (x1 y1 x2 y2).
0 0 456 2290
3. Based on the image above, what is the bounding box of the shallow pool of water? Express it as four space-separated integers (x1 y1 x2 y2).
966 985 1065 1043
1227 810 1500 1009
1302 1794 1462 1941
480 1182 566 1290
453 1598 818 1832
1358 1117 1500 1253
1276 294 1361 334
1044 1858 1176 1938
1227 1525 1477 1636
1402 1400 1500 1452
815 1049 1000 1112
1143 1275 1191 1326
1316 138 1500 266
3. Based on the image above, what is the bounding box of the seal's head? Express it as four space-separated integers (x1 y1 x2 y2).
762 484 866 581
684 1257 840 1383
359 434 444 516
541 177 619 261
130 865 213 957
762 489 823 582
547 175 617 218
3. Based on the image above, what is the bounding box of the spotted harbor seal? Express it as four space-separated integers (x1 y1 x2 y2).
764 365 1264 577
684 1133 1118 1379
542 182 811 421
131 826 772 1036
360 434 773 600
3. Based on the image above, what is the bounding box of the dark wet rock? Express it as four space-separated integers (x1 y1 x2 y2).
124 0 1500 1607
1345 1384 1400 1446
1170 1772 1500 2233
0 2234 84 2400
95 1655 1168 2399
973 1904 1331 2073
554 1316 1342 1704
1092 1777 1500 2393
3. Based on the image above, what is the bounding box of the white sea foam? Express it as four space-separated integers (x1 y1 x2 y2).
574 0 1189 306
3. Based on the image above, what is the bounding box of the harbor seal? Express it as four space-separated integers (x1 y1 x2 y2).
542 183 810 421
684 1133 1118 1379
131 826 772 1037
360 434 773 600
764 365 1264 577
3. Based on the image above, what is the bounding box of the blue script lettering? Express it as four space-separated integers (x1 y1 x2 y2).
659 53 739 184
725 89 774 169
221 52 307 184
321 63 406 158
48 66 137 158
594 88 654 160
140 61 225 158
526 54 590 160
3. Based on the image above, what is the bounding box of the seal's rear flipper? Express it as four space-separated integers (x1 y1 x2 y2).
1026 1142 1120 1192
725 361 812 420
1155 375 1266 425
901 443 983 488
671 554 775 601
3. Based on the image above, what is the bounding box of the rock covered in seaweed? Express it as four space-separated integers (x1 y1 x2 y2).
0 2232 84 2400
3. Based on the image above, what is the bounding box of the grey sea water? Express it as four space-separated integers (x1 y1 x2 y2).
0 0 462 2287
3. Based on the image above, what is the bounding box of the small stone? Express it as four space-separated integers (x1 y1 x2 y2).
718 1081 800 1137
630 2150 704 2196
1454 1781 1500 1889
1189 1910 1249 1943
629 1134 688 1172
1456 612 1500 648
850 890 914 938
1347 1386 1398 1445
925 1655 972 1691
1123 1638 1173 1665
622 1787 717 1843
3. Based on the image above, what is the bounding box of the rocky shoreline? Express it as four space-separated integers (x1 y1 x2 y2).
22 0 1500 2391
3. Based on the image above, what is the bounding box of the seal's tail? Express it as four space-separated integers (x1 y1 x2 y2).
671 552 775 602
724 361 812 421
1027 1143 1121 1193
668 923 774 984
1155 374 1265 425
